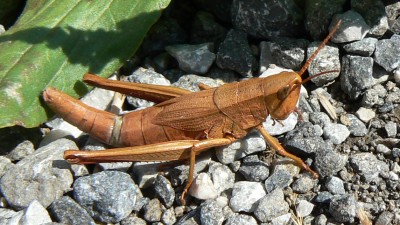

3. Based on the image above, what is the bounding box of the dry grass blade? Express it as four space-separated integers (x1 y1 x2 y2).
317 92 337 120
357 208 372 225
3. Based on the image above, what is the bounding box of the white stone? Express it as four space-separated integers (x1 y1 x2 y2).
355 107 376 123
189 173 218 200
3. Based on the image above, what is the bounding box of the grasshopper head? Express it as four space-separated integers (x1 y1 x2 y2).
262 72 302 120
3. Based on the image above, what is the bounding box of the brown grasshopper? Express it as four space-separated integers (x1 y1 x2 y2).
43 20 341 204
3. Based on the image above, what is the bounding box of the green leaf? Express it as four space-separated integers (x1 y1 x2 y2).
0 0 170 128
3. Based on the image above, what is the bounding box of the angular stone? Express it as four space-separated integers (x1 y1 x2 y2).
73 171 139 223
0 139 74 210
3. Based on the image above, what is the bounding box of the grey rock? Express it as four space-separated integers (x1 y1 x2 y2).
6 140 34 161
388 171 399 181
323 123 350 144
49 196 95 225
0 208 18 225
376 144 392 156
349 153 389 182
351 0 387 36
307 43 340 86
0 156 12 178
172 74 222 92
304 0 345 40
309 112 331 128
161 207 176 225
387 3 400 34
216 29 257 77
271 213 291 224
264 169 293 193
190 11 227 45
325 176 346 195
73 171 139 223
239 155 269 182
285 122 325 154
374 35 400 72
329 194 357 223
143 198 163 223
314 214 328 225
375 211 394 225
0 138 74 210
314 143 348 177
361 84 387 107
166 43 215 74
315 191 334 204
39 129 74 147
70 164 89 177
121 215 147 225
154 175 175 208
296 200 314 217
273 158 301 177
200 200 224 225
340 55 374 99
345 114 368 137
343 38 378 56
380 101 394 113
216 130 266 164
2 201 51 225
229 181 266 212
385 121 397 138
125 68 171 108
386 87 400 104
393 148 400 158
209 162 235 195
330 10 370 43
12 200 52 225
131 162 160 188
266 38 308 71
254 189 289 222
291 174 317 194
225 214 257 225
231 0 304 40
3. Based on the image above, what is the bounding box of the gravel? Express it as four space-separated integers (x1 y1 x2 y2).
3 1 400 224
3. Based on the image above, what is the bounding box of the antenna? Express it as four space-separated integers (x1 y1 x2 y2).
298 20 342 77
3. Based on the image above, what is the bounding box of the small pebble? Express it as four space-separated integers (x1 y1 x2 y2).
325 176 346 195
349 153 389 182
166 43 216 74
225 214 257 225
323 123 350 144
264 169 293 193
200 200 224 225
143 199 163 223
330 10 370 43
154 175 175 208
329 194 357 223
238 155 269 182
291 174 317 193
385 121 397 138
376 144 392 155
254 189 289 222
189 173 218 200
356 107 376 123
229 181 266 212
161 207 176 225
296 200 314 217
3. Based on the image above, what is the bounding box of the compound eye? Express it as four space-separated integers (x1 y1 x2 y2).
277 85 290 100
